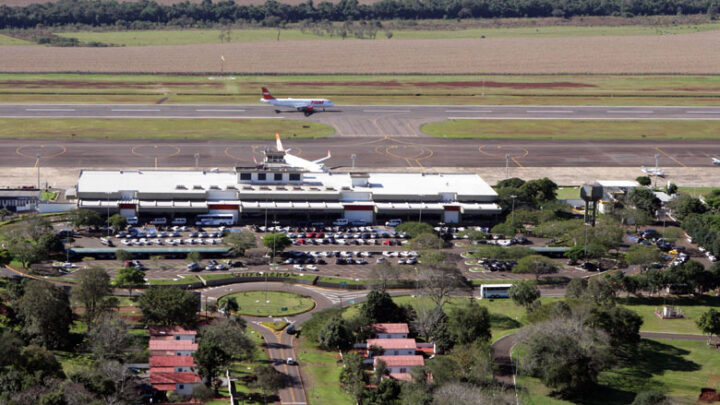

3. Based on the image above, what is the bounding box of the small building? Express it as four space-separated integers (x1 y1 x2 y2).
148 326 197 342
374 355 425 378
0 188 40 213
595 180 640 214
149 371 202 396
366 339 417 356
149 356 195 373
149 339 198 356
372 323 409 339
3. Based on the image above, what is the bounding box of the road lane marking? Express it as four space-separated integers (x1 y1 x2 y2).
363 109 410 113
686 110 720 114
607 110 654 113
111 108 161 112
525 110 574 113
445 109 492 113
25 108 75 111
195 109 246 112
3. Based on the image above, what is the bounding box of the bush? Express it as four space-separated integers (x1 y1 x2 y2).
636 176 651 186
631 390 669 405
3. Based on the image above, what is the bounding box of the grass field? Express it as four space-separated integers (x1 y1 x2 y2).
219 290 315 317
298 338 354 405
618 295 720 335
0 118 333 140
517 338 720 405
0 33 33 45
556 187 580 200
53 24 720 46
421 120 720 140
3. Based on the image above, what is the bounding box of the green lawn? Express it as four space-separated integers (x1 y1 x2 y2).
556 187 580 200
517 338 720 405
618 295 720 335
0 119 333 140
677 187 719 197
421 120 720 140
218 328 269 404
0 34 34 45
145 275 199 285
219 290 315 317
298 339 354 405
54 24 720 46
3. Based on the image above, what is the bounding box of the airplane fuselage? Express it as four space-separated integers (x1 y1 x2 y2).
260 98 334 110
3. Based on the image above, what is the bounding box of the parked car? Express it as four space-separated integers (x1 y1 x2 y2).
187 263 201 272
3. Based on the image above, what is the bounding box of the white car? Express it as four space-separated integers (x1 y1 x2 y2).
307 265 318 271
293 264 305 271
60 262 77 269
385 219 402 227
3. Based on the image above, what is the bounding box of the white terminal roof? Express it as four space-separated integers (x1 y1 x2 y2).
77 170 497 199
596 180 640 188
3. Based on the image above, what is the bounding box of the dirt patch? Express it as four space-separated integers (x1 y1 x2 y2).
0 80 222 89
284 80 596 89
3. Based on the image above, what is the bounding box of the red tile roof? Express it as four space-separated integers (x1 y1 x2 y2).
153 384 178 391
375 355 425 368
148 326 197 337
372 323 409 335
366 338 417 350
150 356 195 368
149 340 198 351
389 372 413 381
150 371 201 384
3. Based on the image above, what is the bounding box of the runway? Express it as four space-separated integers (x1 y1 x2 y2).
2 137 718 169
3 103 720 137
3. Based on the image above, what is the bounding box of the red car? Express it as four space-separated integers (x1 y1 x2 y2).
296 239 305 245
382 240 391 245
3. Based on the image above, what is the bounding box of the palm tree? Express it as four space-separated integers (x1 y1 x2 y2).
219 297 239 318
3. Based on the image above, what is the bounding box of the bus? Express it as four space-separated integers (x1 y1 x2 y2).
195 213 235 226
479 284 513 299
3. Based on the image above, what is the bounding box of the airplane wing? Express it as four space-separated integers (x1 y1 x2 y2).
291 101 312 109
313 150 331 164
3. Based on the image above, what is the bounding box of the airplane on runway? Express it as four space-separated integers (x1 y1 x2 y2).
254 134 331 172
713 157 720 166
641 165 665 177
260 87 334 116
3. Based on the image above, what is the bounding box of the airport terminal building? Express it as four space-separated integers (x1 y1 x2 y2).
75 149 500 225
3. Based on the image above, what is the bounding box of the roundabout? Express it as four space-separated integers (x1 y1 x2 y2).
218 290 316 317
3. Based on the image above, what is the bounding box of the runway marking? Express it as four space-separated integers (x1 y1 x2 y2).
686 110 720 114
478 145 529 167
654 147 688 169
111 108 161 112
445 110 493 113
525 110 574 113
195 109 246 112
607 110 654 114
25 108 75 112
16 145 67 160
363 109 411 113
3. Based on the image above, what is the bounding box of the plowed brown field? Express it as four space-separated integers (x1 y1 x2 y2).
2 32 719 74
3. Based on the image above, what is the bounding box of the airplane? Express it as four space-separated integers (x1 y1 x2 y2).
257 134 331 172
641 165 665 177
713 157 720 166
260 87 334 116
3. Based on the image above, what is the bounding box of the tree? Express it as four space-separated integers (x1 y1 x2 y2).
224 231 257 256
629 188 661 216
418 263 468 307
632 390 670 405
85 316 131 361
318 316 352 350
218 297 239 318
626 244 662 272
586 306 643 349
200 318 255 361
669 194 707 220
371 358 387 384
106 214 127 231
137 286 198 326
115 249 132 263
448 341 494 385
509 280 541 309
16 280 73 349
191 384 214 402
339 352 366 403
114 266 145 296
448 300 491 344
36 232 64 254
459 229 487 242
666 183 678 195
513 255 558 280
697 308 720 346
635 176 651 186
585 277 616 305
519 319 613 397
361 289 403 323
73 266 117 325
0 248 11 266
408 232 444 250
186 251 201 263
365 377 401 405
67 209 104 228
195 341 231 390
368 262 400 291
252 365 285 404
565 278 587 298
616 207 652 232
432 383 515 404
395 222 434 238
7 238 45 268
262 233 292 259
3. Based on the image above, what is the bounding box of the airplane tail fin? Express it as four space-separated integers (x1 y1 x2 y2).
262 87 275 100
275 133 284 152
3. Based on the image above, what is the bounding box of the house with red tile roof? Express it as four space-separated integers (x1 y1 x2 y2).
148 326 201 396
149 356 195 373
148 326 197 342
372 323 409 339
374 355 425 379
149 371 202 395
149 339 198 356
366 339 417 356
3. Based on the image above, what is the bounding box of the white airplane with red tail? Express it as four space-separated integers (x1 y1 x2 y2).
260 87 334 116
254 134 331 172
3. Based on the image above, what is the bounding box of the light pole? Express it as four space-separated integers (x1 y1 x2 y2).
106 192 111 236
510 194 517 232
653 154 660 189
194 153 200 169
36 153 41 190
351 153 356 169
505 154 510 179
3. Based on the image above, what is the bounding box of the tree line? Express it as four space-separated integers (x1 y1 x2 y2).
1 0 718 30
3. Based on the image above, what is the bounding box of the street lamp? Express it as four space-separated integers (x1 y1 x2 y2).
510 194 517 231
653 154 660 189
36 153 41 190
351 153 356 169
106 192 111 237
505 154 510 179
194 153 200 169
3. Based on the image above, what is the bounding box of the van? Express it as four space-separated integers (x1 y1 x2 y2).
126 216 138 225
150 217 167 225
171 217 187 225
332 218 349 226
385 219 402 227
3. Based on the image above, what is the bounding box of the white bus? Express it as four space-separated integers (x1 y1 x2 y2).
195 213 235 226
480 284 513 299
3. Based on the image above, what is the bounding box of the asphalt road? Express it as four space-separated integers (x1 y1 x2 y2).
3 103 720 138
